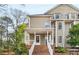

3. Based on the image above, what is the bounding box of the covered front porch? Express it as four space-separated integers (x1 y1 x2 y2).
25 28 54 55
25 28 54 45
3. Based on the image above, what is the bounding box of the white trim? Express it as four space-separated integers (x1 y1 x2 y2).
24 30 27 44
28 34 30 45
74 20 76 25
29 17 30 28
55 21 58 47
47 37 53 55
29 40 36 55
47 31 49 41
62 21 65 47
52 30 54 45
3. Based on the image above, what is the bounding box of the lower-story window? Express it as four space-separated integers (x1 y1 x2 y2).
58 36 62 43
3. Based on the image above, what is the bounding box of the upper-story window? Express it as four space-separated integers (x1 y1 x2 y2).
58 22 62 29
51 13 77 19
44 21 50 28
55 13 60 19
71 13 76 19
65 14 69 19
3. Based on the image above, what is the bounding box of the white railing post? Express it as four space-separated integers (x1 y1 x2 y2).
29 40 36 55
47 38 53 55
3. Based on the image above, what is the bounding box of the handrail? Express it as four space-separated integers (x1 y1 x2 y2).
47 39 53 55
29 40 36 55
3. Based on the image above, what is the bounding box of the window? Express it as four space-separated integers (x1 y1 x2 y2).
58 22 62 29
58 36 62 43
55 14 60 19
71 13 75 19
65 14 69 19
77 14 79 19
60 14 63 19
44 21 50 28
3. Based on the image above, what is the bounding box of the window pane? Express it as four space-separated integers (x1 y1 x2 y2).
71 13 75 19
58 36 62 43
44 21 50 28
58 22 62 29
66 14 69 19
55 14 60 19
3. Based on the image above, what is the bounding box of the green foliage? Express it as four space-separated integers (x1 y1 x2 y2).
13 23 29 55
0 47 4 54
16 23 27 42
67 24 79 47
13 43 29 55
55 47 67 53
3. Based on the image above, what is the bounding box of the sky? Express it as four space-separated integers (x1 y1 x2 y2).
9 4 79 15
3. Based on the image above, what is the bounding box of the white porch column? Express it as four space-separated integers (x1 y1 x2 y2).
55 21 58 47
34 32 36 44
49 34 51 44
24 30 27 44
62 21 65 47
24 30 29 45
74 20 76 25
52 30 54 45
47 31 49 41
69 13 71 19
28 34 30 45
28 17 30 28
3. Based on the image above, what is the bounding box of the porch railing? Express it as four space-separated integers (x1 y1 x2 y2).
29 40 36 55
47 39 53 55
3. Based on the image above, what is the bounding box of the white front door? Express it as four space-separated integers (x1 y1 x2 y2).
36 35 40 45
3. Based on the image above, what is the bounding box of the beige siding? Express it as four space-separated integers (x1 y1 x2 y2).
30 17 50 28
47 5 79 14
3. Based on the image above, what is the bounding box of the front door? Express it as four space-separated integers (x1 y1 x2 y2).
36 35 40 45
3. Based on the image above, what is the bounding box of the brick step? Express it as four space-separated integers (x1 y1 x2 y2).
32 45 49 55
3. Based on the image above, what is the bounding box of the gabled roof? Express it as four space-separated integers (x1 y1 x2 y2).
44 4 79 14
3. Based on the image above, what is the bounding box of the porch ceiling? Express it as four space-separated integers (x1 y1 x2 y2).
26 28 53 34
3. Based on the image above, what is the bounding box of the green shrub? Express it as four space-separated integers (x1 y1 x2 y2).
55 47 67 53
13 43 29 55
0 48 4 54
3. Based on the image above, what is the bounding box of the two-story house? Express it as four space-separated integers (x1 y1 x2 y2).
24 4 79 47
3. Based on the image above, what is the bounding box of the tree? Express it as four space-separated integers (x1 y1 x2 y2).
67 23 79 47
12 23 28 55
0 16 14 54
10 8 27 46
0 5 29 54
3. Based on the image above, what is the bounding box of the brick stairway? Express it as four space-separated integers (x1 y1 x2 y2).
32 45 49 55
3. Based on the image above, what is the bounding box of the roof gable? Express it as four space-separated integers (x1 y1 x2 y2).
44 4 79 14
